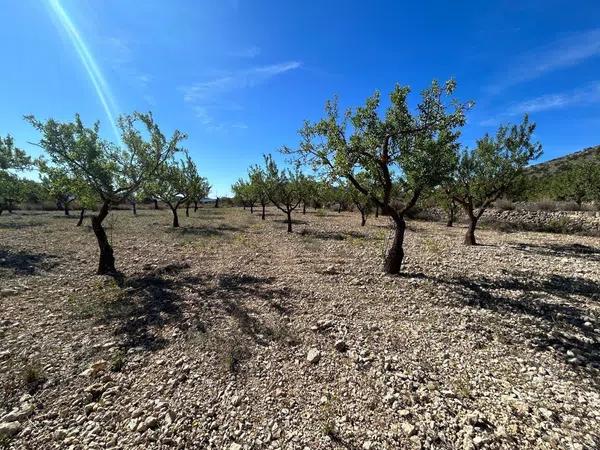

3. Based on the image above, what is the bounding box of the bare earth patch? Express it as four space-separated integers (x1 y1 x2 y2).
1 207 599 449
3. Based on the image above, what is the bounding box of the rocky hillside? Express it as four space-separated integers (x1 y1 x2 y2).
527 145 600 176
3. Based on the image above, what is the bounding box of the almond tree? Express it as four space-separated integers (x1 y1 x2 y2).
452 116 542 245
262 154 301 233
27 112 185 275
232 179 256 213
146 151 209 228
248 165 270 220
0 135 31 215
284 80 468 273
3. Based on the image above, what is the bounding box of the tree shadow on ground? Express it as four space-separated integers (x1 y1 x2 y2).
166 223 247 238
0 221 44 230
0 248 59 276
513 242 600 263
274 219 308 225
427 270 600 377
299 229 372 241
100 265 293 352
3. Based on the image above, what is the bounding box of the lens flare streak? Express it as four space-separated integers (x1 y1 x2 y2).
47 0 120 140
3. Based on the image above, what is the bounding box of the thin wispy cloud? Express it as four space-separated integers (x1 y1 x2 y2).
182 61 301 130
183 61 301 103
480 82 600 126
488 28 600 93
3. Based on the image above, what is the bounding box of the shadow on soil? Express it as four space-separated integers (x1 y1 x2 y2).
299 229 372 241
0 248 59 276
426 269 600 377
99 264 293 352
513 242 600 263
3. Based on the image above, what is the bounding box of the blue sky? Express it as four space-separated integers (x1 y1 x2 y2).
1 1 600 196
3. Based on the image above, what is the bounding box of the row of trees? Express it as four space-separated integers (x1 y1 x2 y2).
236 80 542 274
2 112 209 275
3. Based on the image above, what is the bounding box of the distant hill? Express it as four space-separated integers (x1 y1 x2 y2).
527 145 600 176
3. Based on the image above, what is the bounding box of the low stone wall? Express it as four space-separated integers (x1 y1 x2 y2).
481 209 600 236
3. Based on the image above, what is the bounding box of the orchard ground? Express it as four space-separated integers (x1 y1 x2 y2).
0 206 599 449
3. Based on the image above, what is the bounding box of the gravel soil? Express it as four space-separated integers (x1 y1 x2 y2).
1 207 599 449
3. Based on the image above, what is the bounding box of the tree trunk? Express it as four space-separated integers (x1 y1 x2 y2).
64 203 70 216
360 209 366 226
464 213 478 245
375 205 379 218
153 199 159 210
338 204 342 213
194 201 198 212
186 203 190 217
383 217 406 274
243 204 246 210
171 207 180 228
286 210 292 233
7 201 13 213
303 203 306 214
215 197 219 208
0 208 3 216
250 204 254 214
261 203 266 220
446 208 454 227
91 201 116 275
132 202 137 215
76 208 85 226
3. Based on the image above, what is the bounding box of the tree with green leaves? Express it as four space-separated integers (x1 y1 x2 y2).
27 112 184 275
248 165 270 220
296 173 318 214
145 151 209 228
262 154 302 233
38 161 99 223
451 116 542 245
39 163 76 215
232 178 256 213
0 135 32 215
284 80 468 273
345 176 374 226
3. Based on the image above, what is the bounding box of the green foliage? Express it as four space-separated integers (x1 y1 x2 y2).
284 80 469 222
26 112 185 205
145 151 209 209
38 161 98 210
262 154 302 212
0 135 32 212
231 177 255 207
452 115 542 215
0 134 31 171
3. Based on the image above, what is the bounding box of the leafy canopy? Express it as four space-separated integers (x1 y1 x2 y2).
26 112 186 204
285 80 470 219
453 115 542 213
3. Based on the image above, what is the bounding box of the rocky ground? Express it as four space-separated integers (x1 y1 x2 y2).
0 206 599 450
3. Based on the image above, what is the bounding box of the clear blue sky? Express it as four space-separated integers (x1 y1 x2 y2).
1 1 600 196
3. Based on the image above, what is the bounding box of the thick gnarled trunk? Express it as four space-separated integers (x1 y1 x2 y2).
261 203 266 220
286 210 292 233
76 208 85 226
153 199 159 210
91 201 116 275
464 214 478 245
171 207 180 227
383 217 406 274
